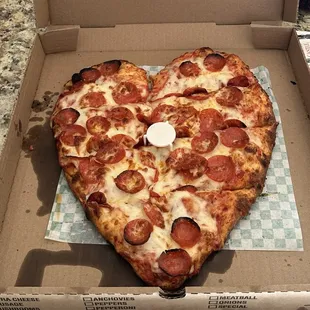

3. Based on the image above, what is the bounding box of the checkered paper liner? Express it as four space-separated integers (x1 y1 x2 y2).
46 66 303 251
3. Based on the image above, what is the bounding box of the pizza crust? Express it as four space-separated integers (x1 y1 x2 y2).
51 49 277 290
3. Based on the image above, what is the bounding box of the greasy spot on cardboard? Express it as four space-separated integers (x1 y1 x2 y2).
18 119 22 132
14 120 22 137
31 91 59 112
29 116 44 122
56 194 62 204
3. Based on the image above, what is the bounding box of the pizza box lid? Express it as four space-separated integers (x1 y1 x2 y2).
34 0 299 29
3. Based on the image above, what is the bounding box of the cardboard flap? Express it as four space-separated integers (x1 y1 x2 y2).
251 23 294 50
284 0 300 23
289 31 310 114
39 25 80 54
33 0 49 28
76 23 253 52
35 0 299 28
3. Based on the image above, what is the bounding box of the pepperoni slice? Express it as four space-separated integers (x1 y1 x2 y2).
60 125 87 146
199 109 225 132
174 185 197 193
149 104 176 123
86 135 110 153
191 132 218 154
86 192 112 216
206 155 235 182
180 166 207 180
112 82 141 104
144 203 165 228
216 87 243 107
111 134 136 148
98 60 121 76
167 148 207 172
136 112 151 125
124 219 153 245
115 170 146 194
71 73 82 84
204 53 226 72
107 107 134 127
87 191 107 205
149 191 169 212
183 87 208 97
171 217 201 248
80 68 101 83
95 141 125 164
53 108 79 127
175 126 191 138
179 61 201 77
79 158 105 184
80 92 107 108
181 197 198 216
173 106 198 125
69 81 84 93
139 150 156 168
227 75 249 87
224 119 246 128
86 116 111 135
220 127 249 148
153 169 159 183
158 249 192 277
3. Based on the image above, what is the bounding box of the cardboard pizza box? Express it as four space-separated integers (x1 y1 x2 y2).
1 0 310 309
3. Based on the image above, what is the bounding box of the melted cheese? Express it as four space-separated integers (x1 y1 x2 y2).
169 191 217 231
58 102 150 157
246 130 264 149
142 226 179 264
155 57 234 100
156 89 258 128
96 158 150 220
135 190 217 265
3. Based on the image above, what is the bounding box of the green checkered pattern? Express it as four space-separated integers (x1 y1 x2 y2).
45 66 303 251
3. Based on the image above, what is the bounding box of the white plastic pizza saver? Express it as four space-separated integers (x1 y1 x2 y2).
144 122 176 148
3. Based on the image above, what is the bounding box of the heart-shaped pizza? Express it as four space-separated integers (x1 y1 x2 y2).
51 47 277 290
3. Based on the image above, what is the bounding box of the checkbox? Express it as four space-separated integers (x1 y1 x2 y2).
208 301 218 305
83 297 92 301
86 307 95 310
209 296 219 300
84 302 94 306
208 306 217 309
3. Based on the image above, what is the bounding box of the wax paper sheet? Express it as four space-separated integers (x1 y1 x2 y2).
45 66 303 251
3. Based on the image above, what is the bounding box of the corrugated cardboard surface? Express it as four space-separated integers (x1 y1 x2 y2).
0 37 45 232
1 291 310 309
1 25 310 293
35 0 299 28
